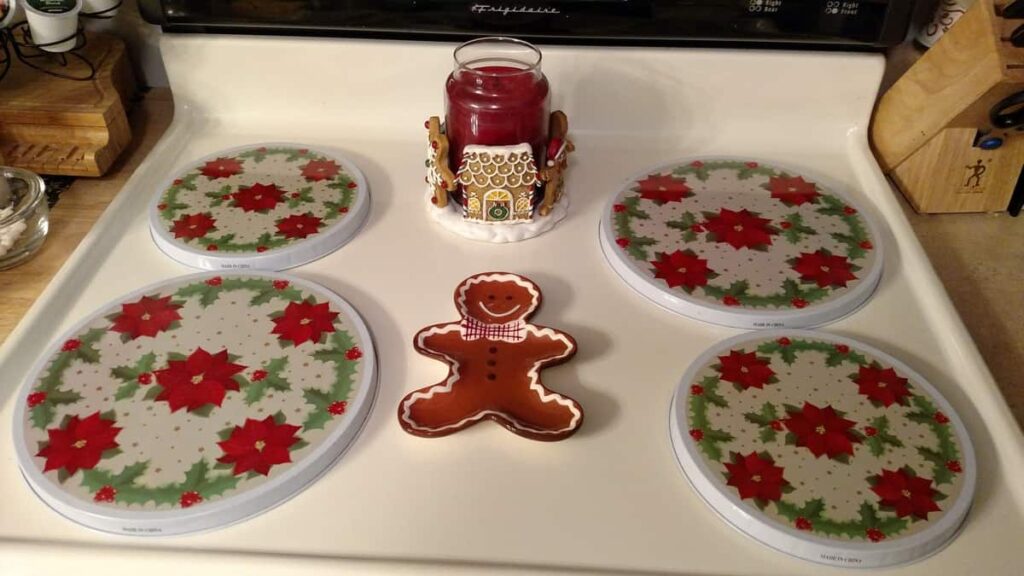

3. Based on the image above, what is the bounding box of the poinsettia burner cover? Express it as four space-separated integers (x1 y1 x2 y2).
150 144 369 271
14 272 377 536
600 158 884 329
670 330 975 568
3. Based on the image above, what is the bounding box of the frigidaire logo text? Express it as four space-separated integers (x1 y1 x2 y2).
470 4 561 16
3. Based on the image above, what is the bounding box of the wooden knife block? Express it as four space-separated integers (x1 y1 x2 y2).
0 34 136 177
872 0 1024 213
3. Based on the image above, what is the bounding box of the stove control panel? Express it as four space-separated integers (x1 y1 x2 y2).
140 1 914 49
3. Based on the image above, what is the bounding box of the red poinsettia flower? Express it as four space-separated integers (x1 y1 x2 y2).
216 416 302 476
171 213 217 240
328 401 348 415
768 175 821 206
231 183 286 213
276 213 323 239
36 412 121 476
782 402 862 460
153 347 246 413
724 452 788 502
635 173 693 204
703 208 777 250
301 159 341 182
650 250 714 291
717 350 776 390
792 250 858 288
271 300 338 346
854 366 912 407
110 295 183 340
871 468 941 520
200 157 244 180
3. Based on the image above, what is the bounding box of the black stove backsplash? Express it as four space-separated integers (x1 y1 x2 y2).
140 0 914 49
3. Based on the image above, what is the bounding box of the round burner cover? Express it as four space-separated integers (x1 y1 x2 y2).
600 158 883 328
149 144 369 271
13 272 376 535
670 330 975 568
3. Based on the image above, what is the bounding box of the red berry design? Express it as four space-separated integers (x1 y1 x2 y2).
690 223 704 233
328 401 348 415
690 161 704 168
689 429 704 441
835 344 850 354
722 295 740 306
770 420 784 431
866 528 885 543
934 412 950 424
298 149 309 155
345 346 363 361
690 385 704 396
27 392 47 407
431 140 439 150
843 206 857 215
179 491 203 508
946 460 962 473
173 179 183 186
613 203 627 213
860 240 873 250
779 221 792 229
795 517 812 531
745 162 758 168
252 370 268 382
256 246 268 253
94 485 117 503
206 276 223 287
206 245 219 251
61 339 81 352
777 337 792 346
791 298 808 309
221 194 231 201
616 237 630 248
864 426 878 437
339 206 349 213
158 203 168 211
346 181 358 189
137 373 152 385
272 280 289 291
291 192 301 199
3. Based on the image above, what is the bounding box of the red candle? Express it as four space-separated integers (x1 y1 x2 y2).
445 38 551 170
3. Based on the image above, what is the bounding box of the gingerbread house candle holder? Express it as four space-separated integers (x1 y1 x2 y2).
425 37 574 243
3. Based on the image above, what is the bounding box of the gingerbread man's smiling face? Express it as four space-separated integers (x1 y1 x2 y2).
456 273 541 325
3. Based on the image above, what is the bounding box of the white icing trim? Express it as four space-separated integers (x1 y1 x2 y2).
456 272 539 322
425 186 568 243
401 324 580 435
478 302 522 319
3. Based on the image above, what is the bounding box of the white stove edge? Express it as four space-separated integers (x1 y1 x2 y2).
0 35 1021 575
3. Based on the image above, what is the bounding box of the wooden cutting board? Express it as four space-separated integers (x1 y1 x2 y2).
0 33 136 177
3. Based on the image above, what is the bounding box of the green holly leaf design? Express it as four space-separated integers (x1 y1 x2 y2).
199 474 241 499
204 185 233 208
688 376 733 462
111 352 158 401
245 357 291 405
612 196 657 261
744 403 781 443
780 213 817 244
143 385 163 401
666 211 701 243
864 415 903 457
286 187 315 209
190 404 215 418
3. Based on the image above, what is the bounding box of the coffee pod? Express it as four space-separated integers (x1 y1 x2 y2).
82 0 118 18
23 0 81 53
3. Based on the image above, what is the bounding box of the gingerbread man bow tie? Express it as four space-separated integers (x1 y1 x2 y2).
398 272 584 441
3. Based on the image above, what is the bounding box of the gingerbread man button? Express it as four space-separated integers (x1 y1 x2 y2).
398 272 583 441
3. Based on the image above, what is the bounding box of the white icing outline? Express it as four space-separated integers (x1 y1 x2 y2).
425 186 569 243
401 273 581 436
478 302 522 319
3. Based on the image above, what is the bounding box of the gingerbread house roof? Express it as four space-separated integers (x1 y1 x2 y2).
456 144 538 190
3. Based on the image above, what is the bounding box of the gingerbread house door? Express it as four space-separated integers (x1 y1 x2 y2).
483 189 513 222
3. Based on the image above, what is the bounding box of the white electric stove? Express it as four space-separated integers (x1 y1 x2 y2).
1 34 1023 575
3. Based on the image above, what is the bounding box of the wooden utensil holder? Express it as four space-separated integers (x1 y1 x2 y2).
872 0 1024 213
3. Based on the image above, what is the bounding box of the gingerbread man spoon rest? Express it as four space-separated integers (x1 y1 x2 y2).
398 272 584 441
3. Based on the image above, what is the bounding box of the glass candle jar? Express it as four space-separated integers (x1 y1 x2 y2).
0 167 49 270
444 37 551 171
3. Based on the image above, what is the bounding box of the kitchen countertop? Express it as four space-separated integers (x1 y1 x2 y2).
1 87 1021 433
